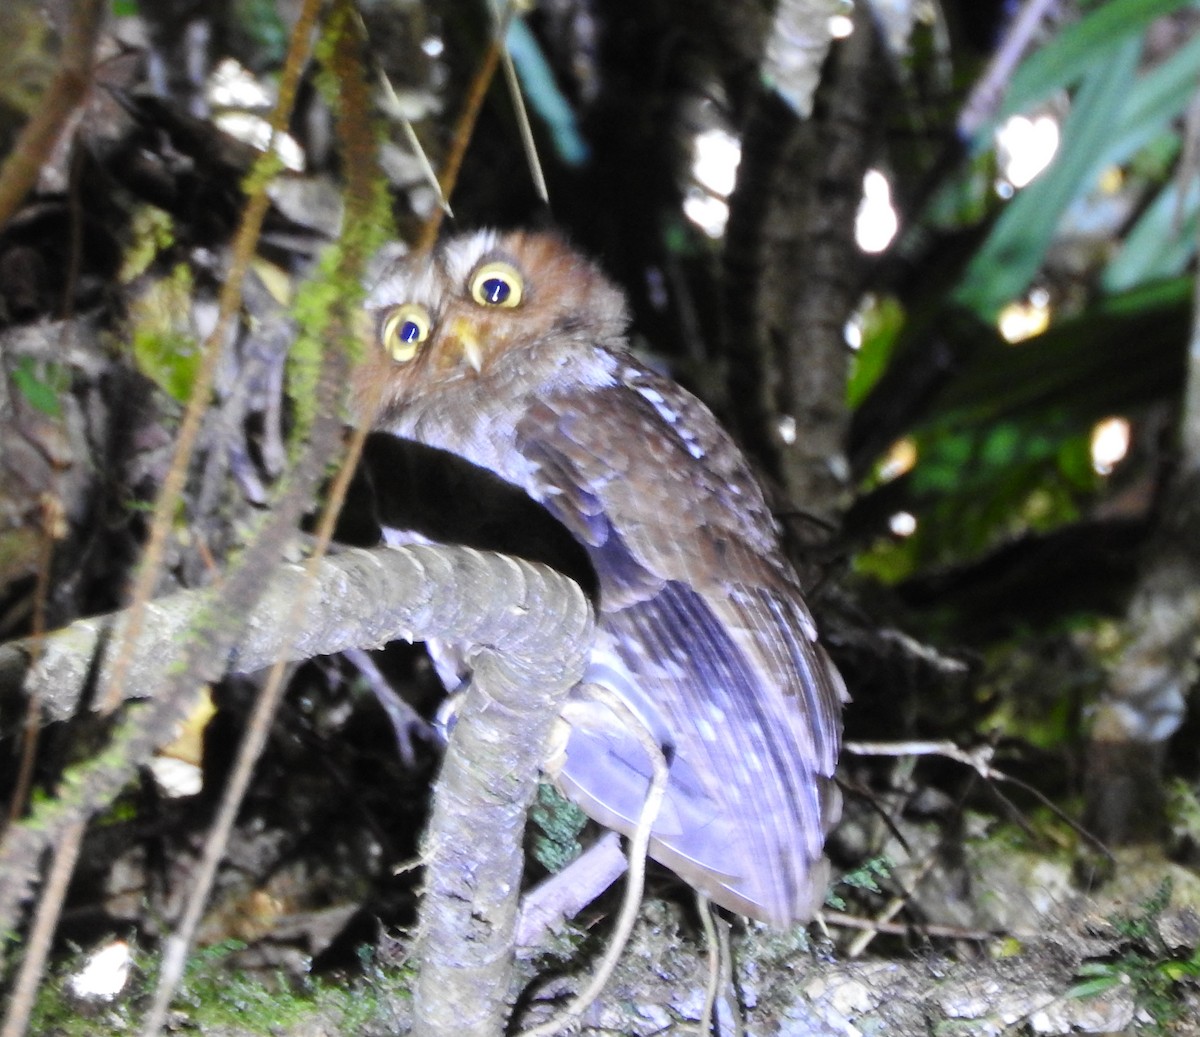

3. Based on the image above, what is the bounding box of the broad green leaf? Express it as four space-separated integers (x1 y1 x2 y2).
927 285 1189 431
846 295 906 408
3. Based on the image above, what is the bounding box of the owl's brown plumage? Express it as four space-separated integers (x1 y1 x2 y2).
354 229 846 926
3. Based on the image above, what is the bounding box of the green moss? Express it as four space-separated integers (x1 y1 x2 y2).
176 942 315 1032
282 0 394 449
529 783 587 872
29 940 416 1036
120 205 176 283
178 940 418 1035
240 148 286 198
127 264 201 403
286 175 392 449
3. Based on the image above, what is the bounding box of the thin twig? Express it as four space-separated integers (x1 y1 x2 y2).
843 738 1110 856
697 894 719 1037
957 0 1060 140
823 909 1025 943
845 847 942 958
4 498 60 827
376 68 452 217
0 0 106 227
417 3 519 250
716 913 743 1037
496 13 548 204
97 0 319 720
0 819 85 1037
518 686 669 1037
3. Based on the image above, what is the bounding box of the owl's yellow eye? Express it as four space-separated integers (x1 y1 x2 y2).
469 261 524 308
381 304 431 363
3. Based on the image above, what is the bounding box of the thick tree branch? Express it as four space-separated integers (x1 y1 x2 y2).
0 545 586 727
1084 219 1200 842
0 543 593 1037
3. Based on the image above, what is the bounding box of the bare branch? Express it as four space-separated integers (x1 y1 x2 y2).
0 542 593 1037
1 544 587 731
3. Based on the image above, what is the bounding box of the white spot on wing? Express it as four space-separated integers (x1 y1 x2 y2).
628 378 708 459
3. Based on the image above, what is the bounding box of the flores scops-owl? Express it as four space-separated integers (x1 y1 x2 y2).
353 229 846 926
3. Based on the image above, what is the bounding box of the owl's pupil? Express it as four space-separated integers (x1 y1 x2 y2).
481 278 510 304
400 320 422 343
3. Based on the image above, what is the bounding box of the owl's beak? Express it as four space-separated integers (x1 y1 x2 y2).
447 316 485 374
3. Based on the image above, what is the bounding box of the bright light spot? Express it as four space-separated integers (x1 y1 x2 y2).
829 14 854 37
684 128 741 237
997 287 1051 343
995 114 1059 188
208 57 271 109
683 189 730 238
215 112 305 171
68 941 132 1001
856 169 898 253
879 437 917 482
1091 416 1130 475
422 36 445 57
889 511 918 537
148 756 204 797
844 314 863 350
691 128 741 197
777 415 797 445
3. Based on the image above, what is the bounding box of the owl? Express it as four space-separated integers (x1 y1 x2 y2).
353 229 846 927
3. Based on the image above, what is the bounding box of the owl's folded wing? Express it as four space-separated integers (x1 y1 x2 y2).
515 373 845 924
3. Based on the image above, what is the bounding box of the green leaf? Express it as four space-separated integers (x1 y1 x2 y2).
847 295 906 408
955 37 1142 319
506 18 589 166
931 280 1190 431
1100 28 1200 170
11 357 63 417
1066 973 1126 1000
1104 174 1200 293
1000 0 1195 121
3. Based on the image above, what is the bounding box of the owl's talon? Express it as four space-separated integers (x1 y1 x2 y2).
432 682 468 743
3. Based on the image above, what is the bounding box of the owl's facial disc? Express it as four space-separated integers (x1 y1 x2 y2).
433 260 526 374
